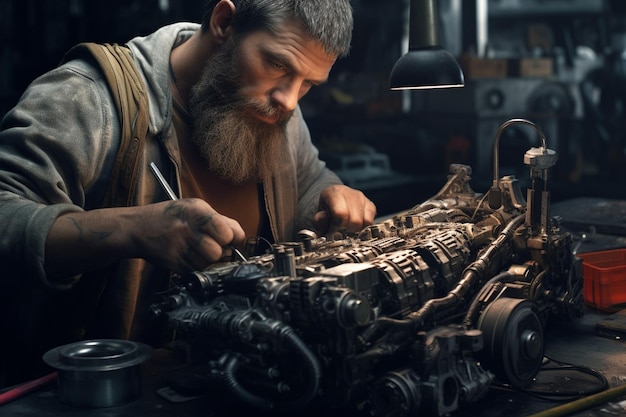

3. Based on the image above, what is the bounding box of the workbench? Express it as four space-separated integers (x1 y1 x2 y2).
3 197 626 417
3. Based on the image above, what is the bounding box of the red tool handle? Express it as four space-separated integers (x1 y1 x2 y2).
0 372 57 406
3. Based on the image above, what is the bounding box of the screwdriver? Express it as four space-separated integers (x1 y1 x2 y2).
149 162 247 263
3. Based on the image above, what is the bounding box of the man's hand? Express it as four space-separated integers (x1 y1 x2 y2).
134 198 246 272
45 198 246 277
312 184 376 236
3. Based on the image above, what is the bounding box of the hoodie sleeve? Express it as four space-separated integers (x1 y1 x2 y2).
0 58 119 290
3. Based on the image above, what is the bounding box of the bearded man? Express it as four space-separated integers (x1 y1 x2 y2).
0 0 375 386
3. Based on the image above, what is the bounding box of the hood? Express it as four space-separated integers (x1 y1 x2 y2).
126 22 200 136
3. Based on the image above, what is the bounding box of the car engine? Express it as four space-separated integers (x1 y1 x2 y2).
150 119 584 416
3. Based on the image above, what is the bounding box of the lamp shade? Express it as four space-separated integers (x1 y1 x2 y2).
390 0 464 90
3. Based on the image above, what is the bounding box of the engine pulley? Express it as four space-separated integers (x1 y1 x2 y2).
477 297 544 387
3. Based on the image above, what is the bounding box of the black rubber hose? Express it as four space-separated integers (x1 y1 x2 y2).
218 320 322 412
221 353 276 410
462 271 512 328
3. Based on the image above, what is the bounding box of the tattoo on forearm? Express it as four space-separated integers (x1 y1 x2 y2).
66 216 113 242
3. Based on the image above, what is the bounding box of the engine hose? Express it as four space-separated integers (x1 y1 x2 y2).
461 271 513 328
272 325 322 410
221 353 276 411
473 213 525 275
218 322 322 412
528 268 548 300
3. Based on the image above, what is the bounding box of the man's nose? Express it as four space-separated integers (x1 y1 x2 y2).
271 79 301 112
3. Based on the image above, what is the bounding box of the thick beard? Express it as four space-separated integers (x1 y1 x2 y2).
188 39 293 184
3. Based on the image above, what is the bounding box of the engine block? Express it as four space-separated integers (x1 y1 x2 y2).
151 120 584 416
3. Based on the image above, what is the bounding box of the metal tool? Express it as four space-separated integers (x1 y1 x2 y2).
149 161 247 263
149 161 178 201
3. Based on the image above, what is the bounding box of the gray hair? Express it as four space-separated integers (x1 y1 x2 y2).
201 0 353 57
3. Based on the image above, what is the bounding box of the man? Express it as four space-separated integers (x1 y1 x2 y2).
0 0 376 386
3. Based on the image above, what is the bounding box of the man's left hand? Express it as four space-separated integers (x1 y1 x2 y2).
313 184 377 236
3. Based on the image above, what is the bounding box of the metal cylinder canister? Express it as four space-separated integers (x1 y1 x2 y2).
43 339 152 408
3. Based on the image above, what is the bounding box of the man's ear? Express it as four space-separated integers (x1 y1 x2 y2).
208 0 236 42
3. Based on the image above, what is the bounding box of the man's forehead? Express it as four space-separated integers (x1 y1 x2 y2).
235 23 337 77
238 20 336 57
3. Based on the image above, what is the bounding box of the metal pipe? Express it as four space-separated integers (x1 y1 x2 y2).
526 384 626 417
149 161 178 200
408 0 440 49
492 118 547 191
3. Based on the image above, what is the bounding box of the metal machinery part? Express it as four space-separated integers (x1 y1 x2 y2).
43 339 152 408
150 119 584 417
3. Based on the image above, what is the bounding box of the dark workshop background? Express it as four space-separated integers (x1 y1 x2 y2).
2 0 626 216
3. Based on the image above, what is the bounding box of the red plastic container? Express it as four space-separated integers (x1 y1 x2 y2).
577 249 626 312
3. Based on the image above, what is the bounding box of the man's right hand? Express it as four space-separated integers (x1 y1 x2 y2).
45 198 246 277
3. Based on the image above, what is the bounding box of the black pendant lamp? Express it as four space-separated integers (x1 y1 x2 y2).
390 0 465 90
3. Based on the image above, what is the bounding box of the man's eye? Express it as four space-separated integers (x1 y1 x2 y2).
272 62 285 71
